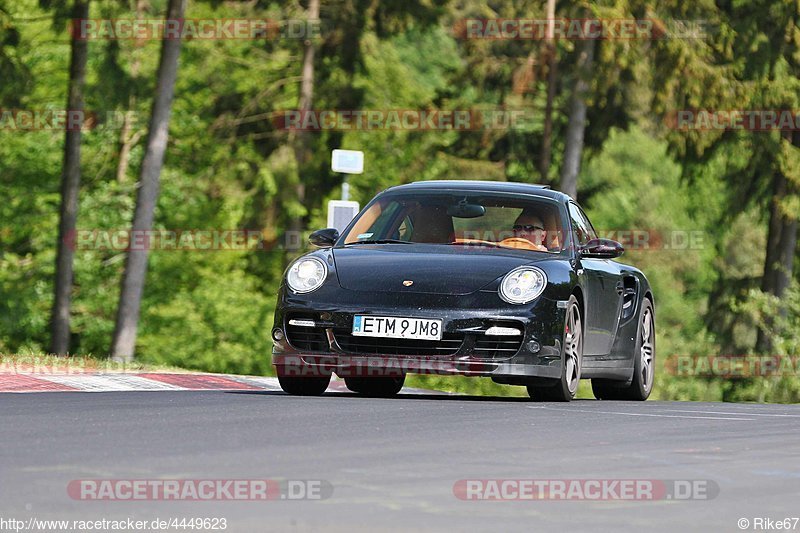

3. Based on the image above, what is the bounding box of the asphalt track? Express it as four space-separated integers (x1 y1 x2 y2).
1 391 799 532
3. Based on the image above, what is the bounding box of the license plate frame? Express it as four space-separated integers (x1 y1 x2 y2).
351 315 443 341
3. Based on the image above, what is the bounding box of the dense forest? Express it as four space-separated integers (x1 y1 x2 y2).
0 0 798 401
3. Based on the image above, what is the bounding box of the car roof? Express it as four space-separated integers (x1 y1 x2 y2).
383 180 572 202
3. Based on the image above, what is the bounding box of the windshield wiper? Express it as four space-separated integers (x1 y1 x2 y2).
446 241 503 248
346 239 413 245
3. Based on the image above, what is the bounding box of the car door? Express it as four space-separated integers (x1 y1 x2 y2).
568 202 623 356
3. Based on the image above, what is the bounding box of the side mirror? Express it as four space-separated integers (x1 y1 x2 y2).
309 228 340 247
580 238 624 259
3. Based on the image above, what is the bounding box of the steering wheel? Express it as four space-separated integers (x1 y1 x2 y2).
499 237 548 252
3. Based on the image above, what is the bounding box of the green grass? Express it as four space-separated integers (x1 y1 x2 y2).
407 358 800 403
406 374 527 397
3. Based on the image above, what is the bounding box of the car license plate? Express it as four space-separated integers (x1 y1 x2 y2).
352 315 442 341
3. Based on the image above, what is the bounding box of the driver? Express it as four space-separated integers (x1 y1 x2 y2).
511 211 548 249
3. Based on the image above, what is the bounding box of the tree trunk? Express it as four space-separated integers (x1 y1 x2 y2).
538 0 557 183
756 131 799 352
110 0 186 361
285 0 319 266
559 34 594 200
116 112 144 183
50 0 89 355
115 0 147 183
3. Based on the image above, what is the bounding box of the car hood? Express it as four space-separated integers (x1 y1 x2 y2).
331 244 547 295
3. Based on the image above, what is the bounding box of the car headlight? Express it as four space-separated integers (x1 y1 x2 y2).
287 257 328 294
499 266 547 304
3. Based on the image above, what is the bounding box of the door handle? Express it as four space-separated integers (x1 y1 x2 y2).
615 281 624 295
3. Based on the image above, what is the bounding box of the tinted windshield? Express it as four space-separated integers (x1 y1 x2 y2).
341 192 565 253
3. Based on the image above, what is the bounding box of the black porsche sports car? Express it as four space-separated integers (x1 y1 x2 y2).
272 180 655 401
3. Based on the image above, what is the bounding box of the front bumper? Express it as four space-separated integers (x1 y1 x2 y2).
272 284 567 381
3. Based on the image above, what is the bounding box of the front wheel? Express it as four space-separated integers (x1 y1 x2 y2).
592 298 655 401
528 295 583 402
345 375 405 397
277 373 331 396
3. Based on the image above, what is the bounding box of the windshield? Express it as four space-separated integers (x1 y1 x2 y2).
340 192 565 253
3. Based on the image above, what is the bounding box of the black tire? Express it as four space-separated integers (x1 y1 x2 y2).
345 375 405 397
277 374 331 396
528 295 583 402
527 382 564 401
592 298 655 401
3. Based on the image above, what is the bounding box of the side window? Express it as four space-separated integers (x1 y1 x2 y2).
568 202 596 246
367 202 402 238
397 215 413 241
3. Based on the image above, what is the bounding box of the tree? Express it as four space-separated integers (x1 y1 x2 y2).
110 0 187 361
559 23 594 200
0 2 32 105
538 0 557 183
650 0 799 353
757 130 800 352
115 0 148 183
50 0 89 355
285 0 320 266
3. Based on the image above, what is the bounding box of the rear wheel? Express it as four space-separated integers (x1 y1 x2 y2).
277 372 331 396
345 375 405 397
592 298 655 401
528 296 582 402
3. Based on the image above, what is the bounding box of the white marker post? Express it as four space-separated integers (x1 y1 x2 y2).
328 150 363 232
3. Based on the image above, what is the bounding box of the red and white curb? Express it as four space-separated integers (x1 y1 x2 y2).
0 372 445 395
